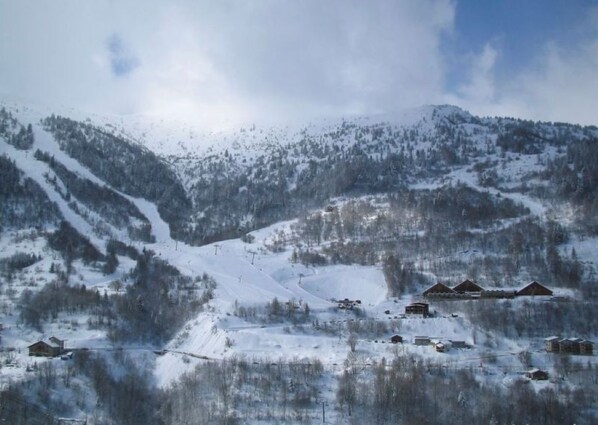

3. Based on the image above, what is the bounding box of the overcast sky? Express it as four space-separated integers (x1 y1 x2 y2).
1 0 597 129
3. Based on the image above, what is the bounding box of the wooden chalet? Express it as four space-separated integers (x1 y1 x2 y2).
28 336 65 357
423 282 455 297
453 279 484 293
579 340 594 355
390 335 403 344
526 369 549 380
405 302 429 316
517 281 553 296
544 336 561 352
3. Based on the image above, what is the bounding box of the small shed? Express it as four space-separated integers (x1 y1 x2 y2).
390 335 403 344
453 280 484 293
517 281 553 296
544 336 561 352
526 369 549 380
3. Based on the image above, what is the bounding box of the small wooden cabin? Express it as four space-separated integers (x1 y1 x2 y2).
390 335 403 344
28 341 61 357
28 336 65 357
526 369 549 380
405 302 429 316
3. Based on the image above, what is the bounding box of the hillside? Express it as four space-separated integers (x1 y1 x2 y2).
0 102 597 424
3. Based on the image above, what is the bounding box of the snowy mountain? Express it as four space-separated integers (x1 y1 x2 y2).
1 101 597 424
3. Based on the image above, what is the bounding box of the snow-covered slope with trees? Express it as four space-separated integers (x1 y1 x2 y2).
0 101 597 424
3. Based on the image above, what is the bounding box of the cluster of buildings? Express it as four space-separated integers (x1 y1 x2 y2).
423 280 553 299
388 334 468 353
413 336 468 352
544 336 594 355
336 298 362 310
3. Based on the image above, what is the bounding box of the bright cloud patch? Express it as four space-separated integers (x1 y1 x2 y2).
0 0 596 128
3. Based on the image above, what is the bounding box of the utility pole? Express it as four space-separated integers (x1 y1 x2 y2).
322 401 325 423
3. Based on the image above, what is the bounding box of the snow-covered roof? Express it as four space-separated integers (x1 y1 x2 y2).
544 336 560 341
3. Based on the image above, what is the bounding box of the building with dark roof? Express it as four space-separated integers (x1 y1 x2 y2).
423 282 455 297
526 369 549 380
453 279 484 293
517 281 553 296
405 302 429 316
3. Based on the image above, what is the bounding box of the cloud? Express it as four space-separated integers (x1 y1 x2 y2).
106 34 139 77
0 0 595 129
505 40 598 125
450 6 598 126
455 43 498 105
0 0 455 128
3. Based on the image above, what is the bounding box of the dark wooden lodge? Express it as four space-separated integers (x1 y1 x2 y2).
423 282 455 297
28 336 64 357
390 335 403 344
453 279 484 293
517 281 553 296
